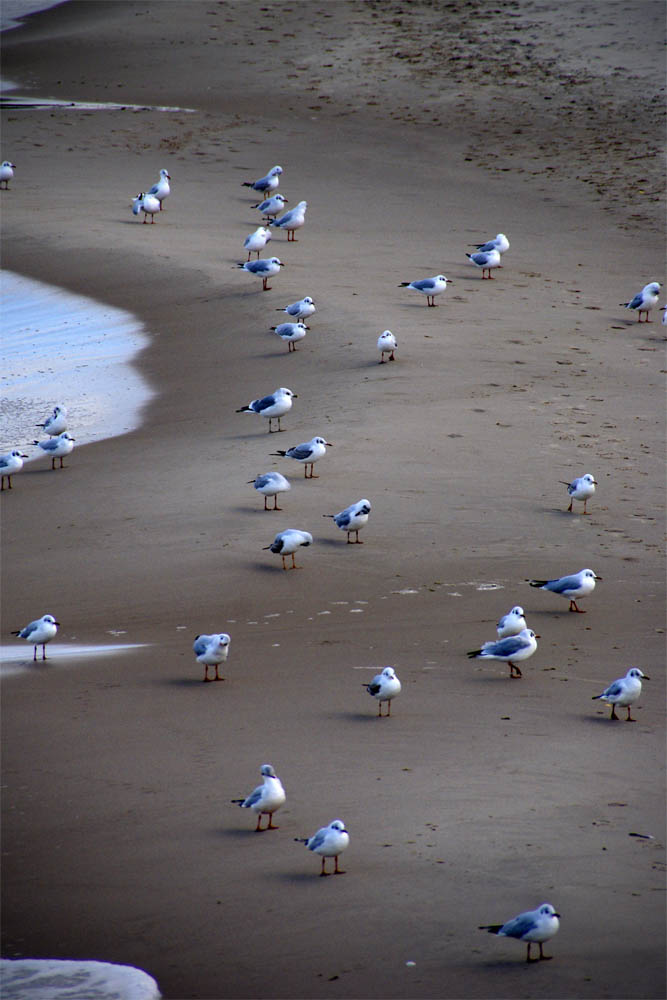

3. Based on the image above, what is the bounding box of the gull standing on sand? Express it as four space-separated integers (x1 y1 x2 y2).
560 472 597 514
132 191 161 223
231 764 286 831
467 628 539 678
264 529 313 570
0 161 16 189
242 164 283 196
147 168 170 209
192 633 230 682
480 903 560 963
253 193 289 220
363 666 401 716
325 499 371 543
0 450 29 491
296 820 349 876
236 386 296 432
592 667 649 722
11 614 60 661
268 200 307 241
470 233 510 254
272 436 332 478
620 281 660 322
377 330 397 363
33 432 75 469
271 322 309 352
399 274 450 307
243 226 272 259
466 248 502 279
237 256 284 291
496 606 527 638
36 404 68 437
529 568 600 613
277 295 316 321
249 471 291 511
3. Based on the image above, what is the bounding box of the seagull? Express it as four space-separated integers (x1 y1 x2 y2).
243 226 272 259
242 164 283 196
363 666 401 716
0 161 16 189
377 330 397 363
480 903 560 963
277 296 316 321
237 256 284 291
529 568 600 613
295 819 349 876
11 614 60 661
192 633 230 682
496 606 527 638
325 498 371 543
272 436 332 478
252 194 289 220
467 628 539 678
263 529 313 570
248 471 291 510
36 404 68 437
271 322 309 351
231 764 286 831
0 450 29 491
470 233 510 254
661 305 667 325
236 387 296 433
560 472 597 514
399 274 450 307
592 667 649 721
268 200 307 241
620 281 660 322
33 432 75 469
132 191 161 223
147 168 170 209
466 248 502 278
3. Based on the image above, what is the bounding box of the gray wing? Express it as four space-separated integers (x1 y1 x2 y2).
242 786 263 808
307 829 326 851
287 444 313 460
20 620 40 638
545 574 580 593
253 394 277 412
476 240 495 252
254 474 273 489
0 456 9 470
411 278 435 291
39 439 60 452
193 635 213 656
626 293 643 309
470 251 491 265
334 509 352 528
501 913 537 939
602 680 624 698
486 634 529 656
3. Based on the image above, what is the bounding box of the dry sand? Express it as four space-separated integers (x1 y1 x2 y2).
1 2 665 998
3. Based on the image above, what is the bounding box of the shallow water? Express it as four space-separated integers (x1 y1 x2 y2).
1 271 155 453
0 642 148 677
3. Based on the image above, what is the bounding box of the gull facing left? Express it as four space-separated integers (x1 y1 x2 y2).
0 161 16 189
480 903 560 963
12 614 60 660
231 764 286 831
264 529 313 570
147 168 170 209
467 628 539 678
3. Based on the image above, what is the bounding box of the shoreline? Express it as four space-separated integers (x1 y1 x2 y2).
1 3 664 999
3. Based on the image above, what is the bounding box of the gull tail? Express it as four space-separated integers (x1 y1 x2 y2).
591 694 603 700
558 481 572 486
467 649 482 659
398 282 410 287
236 406 251 413
10 630 21 636
479 924 504 935
241 181 255 188
323 514 335 519
528 579 547 588
271 450 287 457
230 798 245 805
294 837 309 844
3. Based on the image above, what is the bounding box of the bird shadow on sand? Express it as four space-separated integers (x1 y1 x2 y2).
580 712 637 728
214 825 265 842
329 710 382 724
164 676 222 688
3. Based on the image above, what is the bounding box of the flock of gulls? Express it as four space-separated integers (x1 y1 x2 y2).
2 155 660 945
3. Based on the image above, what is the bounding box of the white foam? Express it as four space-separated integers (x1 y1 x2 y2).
1 271 155 451
0 642 148 677
0 958 161 999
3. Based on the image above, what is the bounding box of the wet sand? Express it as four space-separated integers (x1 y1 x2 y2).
1 2 665 998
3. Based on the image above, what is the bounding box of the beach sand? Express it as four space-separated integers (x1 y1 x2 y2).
1 2 665 998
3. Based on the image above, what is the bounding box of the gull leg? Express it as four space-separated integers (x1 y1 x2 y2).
389 350 395 360
281 555 288 570
203 665 212 682
32 645 37 661
610 705 619 720
387 699 392 716
264 496 270 510
538 943 552 961
266 813 279 830
333 855 345 875
568 600 585 612
214 665 223 681
319 857 328 876
567 499 573 512
625 706 636 722
272 495 282 511
509 661 522 678
255 814 264 832
42 644 47 660
582 499 590 514
354 531 363 543
526 943 537 963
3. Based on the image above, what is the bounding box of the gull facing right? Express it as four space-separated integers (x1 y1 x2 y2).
296 819 349 876
192 633 230 682
272 436 332 478
0 450 29 491
236 387 295 433
264 529 313 570
231 764 286 831
325 499 371 543
363 666 401 716
529 568 600 613
560 472 597 514
467 628 539 678
12 614 60 660
592 667 649 722
480 903 560 963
